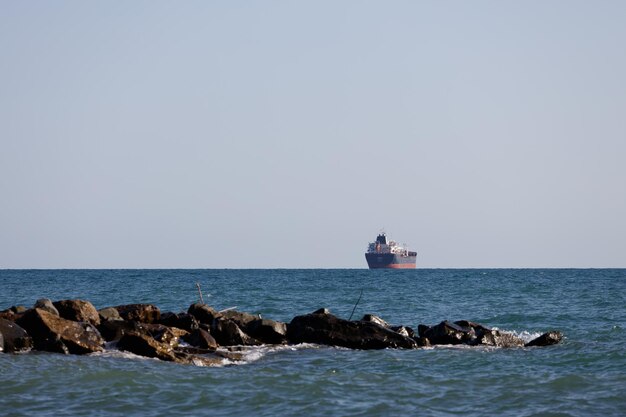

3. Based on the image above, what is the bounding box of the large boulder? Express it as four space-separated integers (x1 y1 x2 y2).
53 299 100 326
97 319 142 342
159 312 199 332
16 308 104 354
117 331 178 362
98 307 122 322
187 303 221 325
419 320 526 348
211 317 260 346
476 329 525 347
34 299 59 316
288 309 418 349
246 318 288 345
113 304 160 323
418 321 474 345
525 331 563 347
221 310 258 330
0 318 33 353
182 328 218 350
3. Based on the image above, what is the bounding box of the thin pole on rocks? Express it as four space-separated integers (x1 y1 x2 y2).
196 282 205 305
348 289 363 321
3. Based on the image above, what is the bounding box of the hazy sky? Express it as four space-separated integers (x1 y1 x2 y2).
1 1 625 268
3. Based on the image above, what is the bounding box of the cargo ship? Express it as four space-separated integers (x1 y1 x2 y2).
365 232 417 269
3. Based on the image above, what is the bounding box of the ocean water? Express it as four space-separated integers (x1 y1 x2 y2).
0 269 624 417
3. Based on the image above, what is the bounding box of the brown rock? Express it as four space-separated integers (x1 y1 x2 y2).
16 308 104 354
98 307 122 321
34 299 59 316
53 299 100 326
117 331 177 361
114 304 160 323
159 312 199 332
182 328 218 350
187 303 222 325
0 318 33 353
211 318 260 346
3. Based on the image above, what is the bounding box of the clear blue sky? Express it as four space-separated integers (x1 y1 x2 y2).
1 1 625 268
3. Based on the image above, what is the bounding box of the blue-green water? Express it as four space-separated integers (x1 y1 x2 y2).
1 269 625 416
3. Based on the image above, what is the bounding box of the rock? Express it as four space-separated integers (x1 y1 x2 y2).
246 318 288 344
10 306 27 314
53 299 100 326
313 308 331 315
288 310 418 349
525 331 563 347
143 324 188 348
0 309 17 322
361 314 390 328
0 331 3 352
418 321 475 345
187 303 222 325
390 326 415 338
211 318 260 346
0 318 33 353
117 331 178 362
16 308 104 354
187 354 226 367
159 312 199 332
97 319 142 342
98 307 122 321
222 310 258 330
182 328 218 350
413 336 431 347
34 299 59 316
97 319 187 347
476 329 525 347
113 304 160 323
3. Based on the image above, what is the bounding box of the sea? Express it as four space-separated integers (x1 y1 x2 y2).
0 269 624 417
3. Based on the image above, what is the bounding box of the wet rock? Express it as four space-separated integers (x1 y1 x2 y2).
413 336 431 347
114 304 160 323
34 299 59 316
476 329 525 347
418 321 475 345
0 318 33 353
53 299 100 326
117 331 178 362
211 318 260 346
98 307 122 322
97 319 141 342
143 324 188 348
97 320 187 347
525 331 563 347
288 310 418 349
246 318 288 345
187 354 226 367
159 312 199 332
188 303 222 325
16 308 104 354
182 328 218 350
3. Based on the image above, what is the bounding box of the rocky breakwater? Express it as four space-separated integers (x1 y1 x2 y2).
0 299 563 366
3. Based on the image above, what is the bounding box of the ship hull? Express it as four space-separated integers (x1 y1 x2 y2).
365 253 416 269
